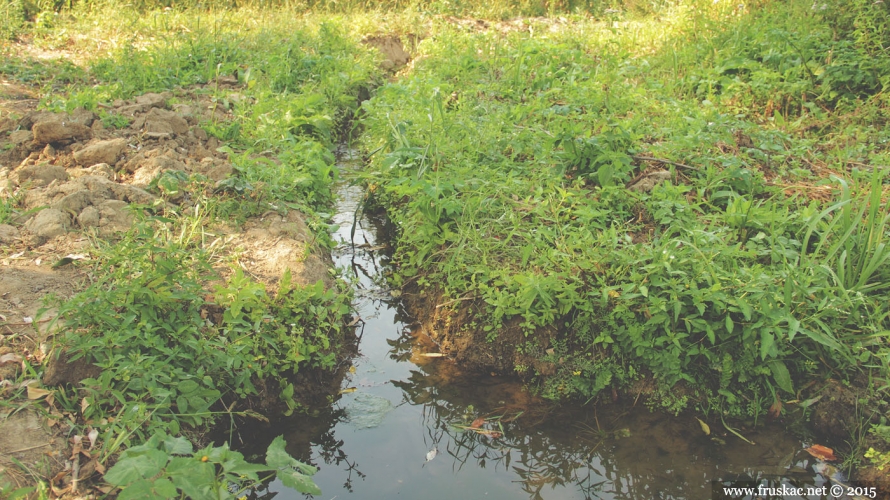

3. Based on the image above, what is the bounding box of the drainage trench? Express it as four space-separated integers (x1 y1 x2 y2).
254 149 834 500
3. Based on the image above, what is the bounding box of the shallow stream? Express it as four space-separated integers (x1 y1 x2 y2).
256 151 840 500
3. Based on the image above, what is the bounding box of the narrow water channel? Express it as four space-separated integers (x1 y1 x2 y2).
260 151 840 500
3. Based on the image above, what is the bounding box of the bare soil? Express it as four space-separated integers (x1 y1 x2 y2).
0 74 336 491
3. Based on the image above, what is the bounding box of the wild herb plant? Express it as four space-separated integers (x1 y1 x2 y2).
359 1 890 416
103 434 319 500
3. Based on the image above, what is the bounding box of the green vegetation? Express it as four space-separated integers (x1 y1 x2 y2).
2 4 381 497
3 0 890 494
360 0 890 418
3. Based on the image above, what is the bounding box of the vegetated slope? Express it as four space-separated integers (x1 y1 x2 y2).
360 0 890 423
0 10 384 496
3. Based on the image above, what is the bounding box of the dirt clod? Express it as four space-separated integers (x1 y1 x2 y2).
11 162 69 187
627 170 672 193
73 137 127 166
23 208 70 244
0 224 20 244
32 118 91 145
364 36 412 71
43 348 102 386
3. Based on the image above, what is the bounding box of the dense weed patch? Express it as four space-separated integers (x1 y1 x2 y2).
361 0 890 418
1 8 380 497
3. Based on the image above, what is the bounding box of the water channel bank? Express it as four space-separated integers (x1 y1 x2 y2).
236 151 853 500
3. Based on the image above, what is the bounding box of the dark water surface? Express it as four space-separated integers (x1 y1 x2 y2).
258 152 837 500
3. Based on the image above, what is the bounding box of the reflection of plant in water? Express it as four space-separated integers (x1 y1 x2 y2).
390 362 828 500
298 407 366 494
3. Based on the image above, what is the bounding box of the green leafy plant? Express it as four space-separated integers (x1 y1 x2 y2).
104 433 320 499
798 171 890 295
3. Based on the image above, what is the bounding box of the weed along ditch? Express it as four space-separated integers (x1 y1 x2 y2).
235 150 849 499
1 0 890 498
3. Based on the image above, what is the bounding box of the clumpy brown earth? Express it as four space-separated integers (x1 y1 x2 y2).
0 77 338 491
401 284 559 378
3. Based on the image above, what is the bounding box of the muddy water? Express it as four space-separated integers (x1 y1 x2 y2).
260 151 836 500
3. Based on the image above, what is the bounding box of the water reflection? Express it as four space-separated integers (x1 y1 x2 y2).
240 158 832 500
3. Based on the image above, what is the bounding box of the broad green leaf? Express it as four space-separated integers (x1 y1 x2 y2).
176 395 189 414
177 380 199 394
117 479 160 500
167 457 216 500
266 436 320 495
718 389 737 404
152 479 179 498
278 467 322 495
786 317 800 342
738 298 752 321
760 330 774 361
162 435 193 456
768 360 794 394
104 450 168 486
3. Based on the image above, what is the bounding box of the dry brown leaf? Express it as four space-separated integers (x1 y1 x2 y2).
71 435 83 460
27 384 52 400
805 444 837 461
470 417 486 429
0 353 22 365
88 428 99 450
768 398 783 419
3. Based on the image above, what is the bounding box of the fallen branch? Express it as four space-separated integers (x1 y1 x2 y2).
9 442 52 454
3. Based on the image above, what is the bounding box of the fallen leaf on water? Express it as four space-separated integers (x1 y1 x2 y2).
339 387 357 394
27 384 52 400
805 444 837 461
420 353 445 358
425 448 438 462
348 365 356 373
470 417 486 429
696 417 711 436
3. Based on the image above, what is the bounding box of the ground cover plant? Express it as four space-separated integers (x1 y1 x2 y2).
0 4 382 496
1 0 890 495
358 0 890 444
